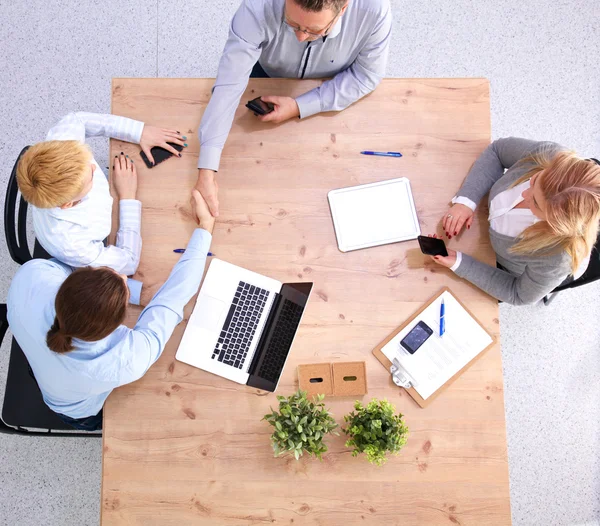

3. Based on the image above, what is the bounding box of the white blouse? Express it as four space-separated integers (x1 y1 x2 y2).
488 181 539 236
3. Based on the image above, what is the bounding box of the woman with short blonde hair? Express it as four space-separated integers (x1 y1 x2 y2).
430 137 600 305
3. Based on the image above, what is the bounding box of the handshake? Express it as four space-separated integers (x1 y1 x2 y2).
113 154 216 234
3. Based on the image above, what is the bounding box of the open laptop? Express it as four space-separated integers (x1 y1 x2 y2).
176 259 313 392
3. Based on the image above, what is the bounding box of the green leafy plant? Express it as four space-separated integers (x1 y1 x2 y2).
343 398 409 466
263 390 338 460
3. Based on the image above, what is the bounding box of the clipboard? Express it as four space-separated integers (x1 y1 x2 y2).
327 177 421 252
372 287 497 408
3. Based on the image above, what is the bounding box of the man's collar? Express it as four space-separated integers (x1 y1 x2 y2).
326 16 342 39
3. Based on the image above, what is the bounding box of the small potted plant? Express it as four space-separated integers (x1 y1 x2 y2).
263 390 338 460
343 398 409 466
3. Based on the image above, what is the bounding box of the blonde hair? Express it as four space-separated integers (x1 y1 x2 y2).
17 140 92 208
510 149 600 273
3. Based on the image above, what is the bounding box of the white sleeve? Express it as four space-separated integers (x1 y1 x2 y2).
449 251 463 272
451 196 477 211
84 199 143 276
46 112 144 144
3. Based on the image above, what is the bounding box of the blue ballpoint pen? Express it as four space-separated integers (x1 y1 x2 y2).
439 298 445 337
173 249 214 256
360 150 403 158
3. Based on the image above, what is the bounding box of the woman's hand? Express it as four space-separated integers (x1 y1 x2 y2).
140 126 186 165
427 234 457 268
442 203 474 239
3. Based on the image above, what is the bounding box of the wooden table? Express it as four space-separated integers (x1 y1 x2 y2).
104 78 510 525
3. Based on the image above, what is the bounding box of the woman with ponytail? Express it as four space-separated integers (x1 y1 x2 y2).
7 190 215 430
45 267 128 355
430 137 600 305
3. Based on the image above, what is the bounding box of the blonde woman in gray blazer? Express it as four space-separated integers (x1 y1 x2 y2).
430 137 600 305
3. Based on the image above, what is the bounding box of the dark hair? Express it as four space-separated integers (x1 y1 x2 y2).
46 267 129 353
293 0 347 12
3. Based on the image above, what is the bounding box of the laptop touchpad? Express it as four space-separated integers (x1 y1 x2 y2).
195 295 227 330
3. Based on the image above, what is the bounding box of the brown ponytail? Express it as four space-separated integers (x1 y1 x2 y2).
46 267 129 354
46 317 74 353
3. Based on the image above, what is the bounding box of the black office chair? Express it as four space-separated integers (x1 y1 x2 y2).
543 231 600 305
1 146 100 436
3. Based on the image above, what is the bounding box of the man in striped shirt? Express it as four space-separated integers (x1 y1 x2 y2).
16 112 186 278
195 0 392 217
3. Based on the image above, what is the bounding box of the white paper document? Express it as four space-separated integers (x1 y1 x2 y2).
382 290 494 400
328 178 421 252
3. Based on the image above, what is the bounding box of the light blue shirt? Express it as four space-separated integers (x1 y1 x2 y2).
198 0 392 171
7 229 212 419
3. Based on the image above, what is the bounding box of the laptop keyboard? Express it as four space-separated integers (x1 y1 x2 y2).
257 299 304 384
212 281 269 369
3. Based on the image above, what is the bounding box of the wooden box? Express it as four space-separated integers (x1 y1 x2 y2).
297 362 367 397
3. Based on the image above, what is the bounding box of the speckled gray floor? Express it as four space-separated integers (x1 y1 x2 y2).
0 1 598 525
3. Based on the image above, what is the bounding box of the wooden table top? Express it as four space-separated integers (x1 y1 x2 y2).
104 78 510 525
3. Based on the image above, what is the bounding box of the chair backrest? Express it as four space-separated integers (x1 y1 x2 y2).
0 303 100 437
4 146 33 265
552 231 600 293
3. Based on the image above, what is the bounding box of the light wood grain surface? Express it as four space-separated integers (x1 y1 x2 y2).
104 78 510 525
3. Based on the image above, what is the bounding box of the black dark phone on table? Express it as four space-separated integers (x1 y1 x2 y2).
400 321 433 355
417 235 449 257
246 96 275 116
140 142 184 169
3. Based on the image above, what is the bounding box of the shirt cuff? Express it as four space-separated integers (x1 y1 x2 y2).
184 228 213 255
173 229 213 262
120 117 145 144
450 251 463 272
451 196 477 211
127 278 143 305
198 146 222 172
295 89 322 119
118 199 142 230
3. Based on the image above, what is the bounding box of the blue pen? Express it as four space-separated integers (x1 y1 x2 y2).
439 298 445 337
173 249 214 256
360 150 403 158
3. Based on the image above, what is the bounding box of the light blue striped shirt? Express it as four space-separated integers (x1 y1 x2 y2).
32 112 145 276
198 0 392 171
7 229 212 419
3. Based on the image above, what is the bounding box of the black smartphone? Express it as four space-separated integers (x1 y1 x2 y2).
417 235 448 257
246 96 275 116
400 321 433 355
140 142 184 169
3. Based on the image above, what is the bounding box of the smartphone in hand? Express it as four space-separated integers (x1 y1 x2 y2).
246 96 275 116
417 235 449 257
140 142 184 169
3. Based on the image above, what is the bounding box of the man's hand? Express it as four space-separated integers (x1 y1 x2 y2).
442 203 474 239
259 96 300 124
113 152 137 200
140 125 186 165
191 189 216 234
195 169 219 217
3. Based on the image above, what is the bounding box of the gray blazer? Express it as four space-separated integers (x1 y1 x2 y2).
454 137 572 305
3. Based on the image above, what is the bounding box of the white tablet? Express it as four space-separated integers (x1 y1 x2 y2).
327 178 421 253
